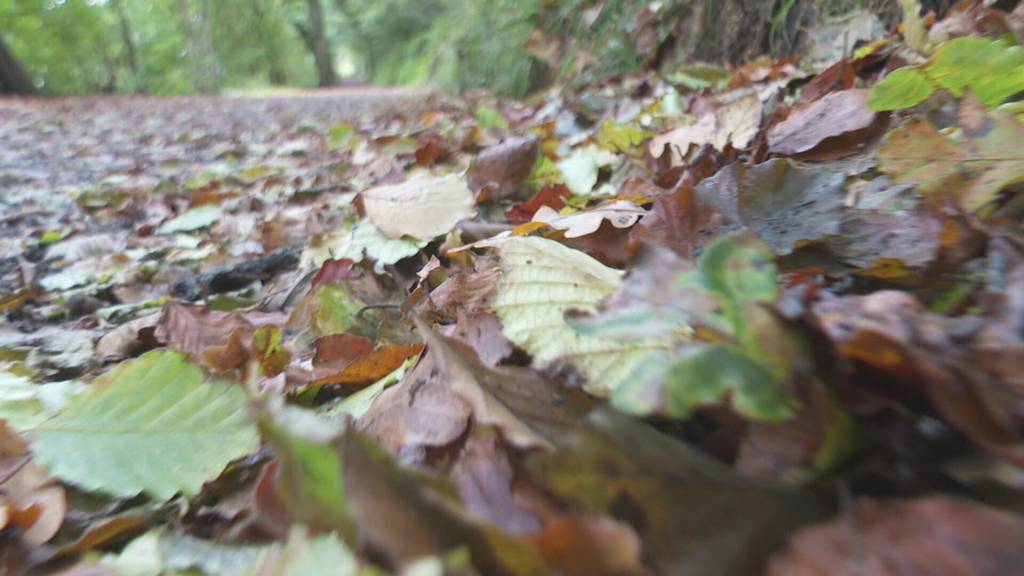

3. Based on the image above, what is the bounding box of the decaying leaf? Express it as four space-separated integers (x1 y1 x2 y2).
696 159 846 255
877 111 1024 212
768 496 1024 576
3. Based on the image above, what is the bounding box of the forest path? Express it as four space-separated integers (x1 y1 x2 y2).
0 86 433 198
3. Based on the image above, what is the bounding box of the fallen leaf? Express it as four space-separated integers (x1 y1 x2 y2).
877 111 1024 212
31 351 259 500
157 205 223 235
768 496 1024 576
534 516 646 576
362 174 476 240
505 184 571 224
532 200 645 239
468 136 539 202
696 159 846 255
312 344 423 389
649 92 762 165
767 90 879 156
487 236 671 396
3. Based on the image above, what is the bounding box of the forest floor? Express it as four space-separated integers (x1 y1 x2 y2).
1 7 1024 574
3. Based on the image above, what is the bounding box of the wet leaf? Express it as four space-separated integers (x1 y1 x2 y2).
696 159 846 255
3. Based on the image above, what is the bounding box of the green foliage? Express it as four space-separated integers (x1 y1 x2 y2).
1 0 311 94
611 234 798 421
664 343 791 421
868 67 934 111
30 351 259 500
257 405 356 540
870 37 1024 111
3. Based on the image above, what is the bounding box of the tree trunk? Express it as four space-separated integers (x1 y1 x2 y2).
111 0 143 92
305 0 337 87
0 34 36 95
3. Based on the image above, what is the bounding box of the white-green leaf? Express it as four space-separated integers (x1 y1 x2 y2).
252 526 358 576
103 530 274 576
30 351 259 500
489 237 671 395
157 205 223 234
0 368 84 431
342 220 426 272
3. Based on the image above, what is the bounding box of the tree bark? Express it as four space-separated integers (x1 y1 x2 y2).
111 0 143 92
305 0 337 87
0 34 36 95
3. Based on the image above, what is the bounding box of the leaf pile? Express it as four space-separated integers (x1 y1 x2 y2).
3 4 1024 574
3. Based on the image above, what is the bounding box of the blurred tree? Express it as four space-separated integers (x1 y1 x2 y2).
110 0 143 92
0 33 35 94
177 0 220 93
300 0 337 87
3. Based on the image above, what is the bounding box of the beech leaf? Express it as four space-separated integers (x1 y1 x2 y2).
30 351 258 500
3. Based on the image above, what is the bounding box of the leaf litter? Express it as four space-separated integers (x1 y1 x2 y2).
3 5 1024 575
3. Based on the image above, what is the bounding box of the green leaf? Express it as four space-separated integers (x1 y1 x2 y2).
663 344 795 421
868 67 936 111
103 530 274 576
30 351 258 500
596 121 652 155
693 234 778 307
0 369 83 431
257 405 355 541
928 37 1024 108
489 236 672 396
157 205 223 234
328 123 359 151
315 285 362 336
474 104 509 131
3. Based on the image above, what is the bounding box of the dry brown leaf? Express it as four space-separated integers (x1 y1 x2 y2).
767 90 878 156
534 516 647 576
768 496 1024 576
468 136 539 202
312 344 424 389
